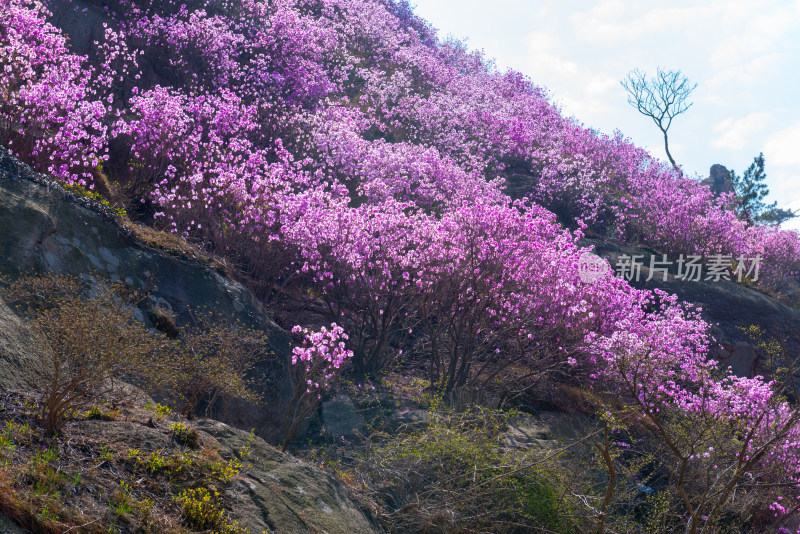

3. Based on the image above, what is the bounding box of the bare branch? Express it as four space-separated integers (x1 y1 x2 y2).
621 67 696 174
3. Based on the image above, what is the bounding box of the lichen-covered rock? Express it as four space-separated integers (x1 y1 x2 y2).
0 148 293 443
195 419 380 534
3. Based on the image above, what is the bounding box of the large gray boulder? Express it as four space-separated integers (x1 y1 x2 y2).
322 394 367 440
0 148 293 443
196 419 380 534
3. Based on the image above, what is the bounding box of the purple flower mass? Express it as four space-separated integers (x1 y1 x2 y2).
2 0 800 512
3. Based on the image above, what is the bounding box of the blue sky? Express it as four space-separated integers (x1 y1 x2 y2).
412 0 800 229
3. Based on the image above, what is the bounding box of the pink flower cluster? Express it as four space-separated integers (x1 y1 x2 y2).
291 323 353 395
0 0 108 185
4 0 798 291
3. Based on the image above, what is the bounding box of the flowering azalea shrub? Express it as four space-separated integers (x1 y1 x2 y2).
586 291 800 532
5 0 799 290
284 200 432 374
412 202 631 393
0 0 108 186
283 323 353 449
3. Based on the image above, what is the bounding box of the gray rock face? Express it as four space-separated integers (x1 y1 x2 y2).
195 419 380 534
0 148 293 443
504 411 591 450
322 395 367 440
48 1 110 58
0 296 47 393
0 514 27 534
388 409 430 431
582 236 800 378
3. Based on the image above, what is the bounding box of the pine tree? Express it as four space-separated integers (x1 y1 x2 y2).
729 153 796 226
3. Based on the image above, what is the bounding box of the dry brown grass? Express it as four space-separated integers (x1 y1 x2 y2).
122 221 231 276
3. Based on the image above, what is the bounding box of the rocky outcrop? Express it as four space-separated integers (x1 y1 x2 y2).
700 164 735 197
62 418 381 533
196 420 379 534
504 411 592 450
582 236 800 378
0 148 293 443
0 408 379 534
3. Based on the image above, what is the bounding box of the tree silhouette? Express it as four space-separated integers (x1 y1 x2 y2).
621 67 696 174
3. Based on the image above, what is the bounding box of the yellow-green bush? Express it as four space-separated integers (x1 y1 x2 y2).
169 422 200 449
176 488 243 533
357 406 578 533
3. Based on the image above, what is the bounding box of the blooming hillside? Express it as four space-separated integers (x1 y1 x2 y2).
2 0 800 530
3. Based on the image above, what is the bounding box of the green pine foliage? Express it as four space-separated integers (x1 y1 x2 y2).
730 153 796 226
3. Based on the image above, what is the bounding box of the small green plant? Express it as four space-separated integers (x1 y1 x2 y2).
145 401 174 420
85 405 117 421
26 447 68 499
62 182 127 219
176 487 243 533
99 443 114 462
0 432 15 460
110 481 133 515
211 430 254 483
210 458 241 484
85 405 104 419
128 448 194 478
5 421 33 447
31 446 59 469
144 450 167 474
36 505 58 524
133 497 154 525
169 422 200 449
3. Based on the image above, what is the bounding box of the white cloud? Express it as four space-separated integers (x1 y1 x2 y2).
711 112 770 150
585 74 618 96
762 123 800 230
764 123 800 168
702 53 783 104
523 32 579 76
570 2 719 45
709 3 800 69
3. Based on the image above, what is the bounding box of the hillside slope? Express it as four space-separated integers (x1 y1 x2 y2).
3 0 800 532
